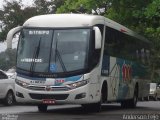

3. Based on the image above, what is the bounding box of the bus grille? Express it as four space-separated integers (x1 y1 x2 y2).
27 85 70 91
29 93 69 100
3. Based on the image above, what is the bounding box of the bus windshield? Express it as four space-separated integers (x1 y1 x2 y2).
17 28 90 75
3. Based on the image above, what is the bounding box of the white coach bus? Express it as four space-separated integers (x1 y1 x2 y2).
6 14 151 112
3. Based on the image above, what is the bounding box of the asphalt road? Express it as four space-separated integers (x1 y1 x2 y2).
0 101 160 120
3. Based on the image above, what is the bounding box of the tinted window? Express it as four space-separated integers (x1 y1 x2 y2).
104 26 150 64
50 29 90 72
0 71 8 79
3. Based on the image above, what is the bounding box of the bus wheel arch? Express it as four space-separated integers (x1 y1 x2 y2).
81 80 108 112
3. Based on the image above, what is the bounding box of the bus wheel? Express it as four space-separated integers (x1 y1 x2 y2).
82 95 102 112
121 87 138 108
38 104 48 112
154 94 158 101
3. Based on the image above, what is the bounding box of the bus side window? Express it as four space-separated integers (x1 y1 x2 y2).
104 27 121 57
104 26 145 62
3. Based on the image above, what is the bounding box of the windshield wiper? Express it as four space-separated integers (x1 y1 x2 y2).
30 37 42 74
56 49 67 72
55 38 67 72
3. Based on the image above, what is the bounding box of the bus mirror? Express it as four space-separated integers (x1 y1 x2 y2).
93 26 102 49
6 26 22 49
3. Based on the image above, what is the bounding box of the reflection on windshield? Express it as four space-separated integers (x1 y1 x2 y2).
50 29 89 73
17 28 90 75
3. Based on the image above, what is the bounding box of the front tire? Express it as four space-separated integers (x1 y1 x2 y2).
82 94 102 112
38 104 48 112
4 91 15 106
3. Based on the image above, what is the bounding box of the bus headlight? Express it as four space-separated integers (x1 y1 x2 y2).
66 80 89 89
15 79 29 88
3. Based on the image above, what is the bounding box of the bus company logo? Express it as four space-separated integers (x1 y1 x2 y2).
45 86 52 91
122 64 132 81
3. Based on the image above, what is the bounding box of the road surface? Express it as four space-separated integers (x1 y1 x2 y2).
0 101 160 120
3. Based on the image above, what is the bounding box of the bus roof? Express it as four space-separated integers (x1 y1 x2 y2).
23 14 150 43
23 14 104 28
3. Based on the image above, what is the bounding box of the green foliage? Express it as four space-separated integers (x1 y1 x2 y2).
143 0 160 82
57 0 110 14
144 0 160 39
34 0 64 14
144 0 160 19
0 1 37 41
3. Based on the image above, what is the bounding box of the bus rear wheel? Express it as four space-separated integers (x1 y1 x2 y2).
121 87 138 108
38 104 48 112
154 94 158 101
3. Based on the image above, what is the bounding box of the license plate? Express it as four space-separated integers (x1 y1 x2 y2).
42 99 55 104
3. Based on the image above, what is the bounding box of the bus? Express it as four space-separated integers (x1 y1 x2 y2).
6 14 151 112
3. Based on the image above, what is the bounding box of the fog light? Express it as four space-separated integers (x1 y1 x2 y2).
16 92 24 98
75 93 86 99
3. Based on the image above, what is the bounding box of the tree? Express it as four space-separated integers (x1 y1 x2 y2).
0 0 37 41
0 0 65 42
57 0 111 14
143 0 160 81
34 0 64 14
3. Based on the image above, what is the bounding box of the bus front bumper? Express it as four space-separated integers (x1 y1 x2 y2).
15 83 100 105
